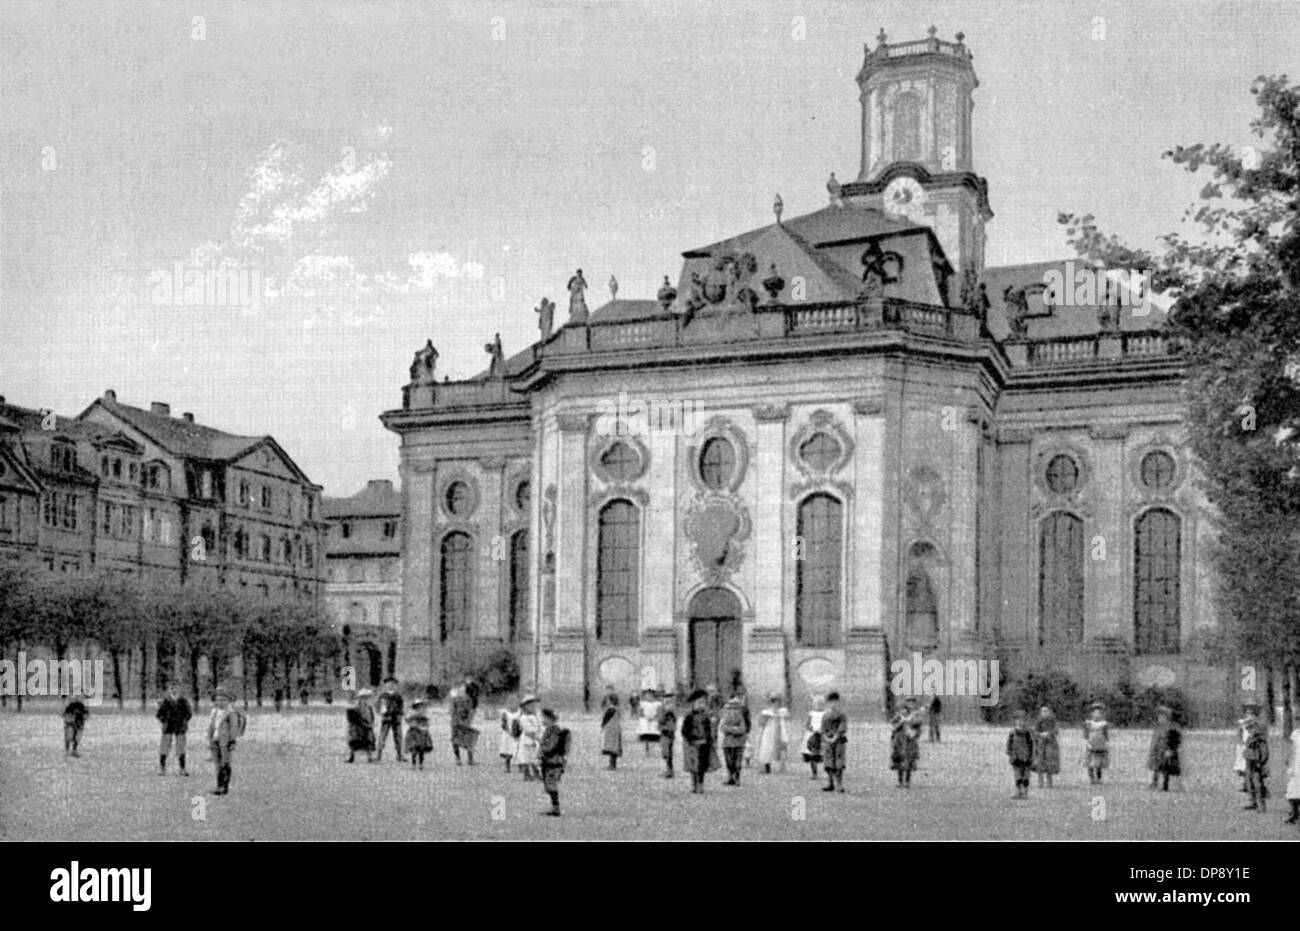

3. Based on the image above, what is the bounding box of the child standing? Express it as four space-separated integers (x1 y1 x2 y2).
1147 705 1182 792
514 695 542 781
637 688 662 757
206 688 245 796
537 708 570 817
1284 724 1300 826
820 691 848 793
345 689 376 763
1083 702 1110 785
719 696 750 786
1033 706 1060 789
449 686 479 766
498 695 520 773
657 691 677 778
1242 703 1270 813
405 698 433 769
62 694 89 757
889 698 921 788
599 684 623 770
681 688 716 794
755 692 790 774
156 683 192 776
801 695 825 780
1007 710 1036 799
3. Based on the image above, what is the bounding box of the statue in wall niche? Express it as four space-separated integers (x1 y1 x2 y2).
861 242 887 299
567 269 589 323
657 275 677 310
827 171 843 207
484 333 505 377
535 297 555 341
1003 285 1030 339
763 263 786 302
409 339 438 382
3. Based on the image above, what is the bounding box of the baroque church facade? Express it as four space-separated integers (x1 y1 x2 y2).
383 30 1228 718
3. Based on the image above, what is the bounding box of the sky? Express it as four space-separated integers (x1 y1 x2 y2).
2 0 1297 497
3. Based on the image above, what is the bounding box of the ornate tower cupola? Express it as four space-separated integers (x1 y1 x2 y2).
841 27 992 286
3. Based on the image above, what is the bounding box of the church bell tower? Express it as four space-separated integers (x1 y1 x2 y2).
840 27 993 287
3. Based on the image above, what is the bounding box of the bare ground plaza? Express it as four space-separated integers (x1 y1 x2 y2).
1 703 1294 842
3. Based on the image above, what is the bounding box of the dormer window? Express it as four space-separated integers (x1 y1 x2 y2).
880 252 904 284
51 442 77 473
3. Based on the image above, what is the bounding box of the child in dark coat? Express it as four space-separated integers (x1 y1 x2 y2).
538 708 570 817
820 691 848 793
1007 710 1036 799
62 696 89 757
405 698 433 769
1147 705 1182 792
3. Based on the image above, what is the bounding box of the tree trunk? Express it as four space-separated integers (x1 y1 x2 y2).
241 649 249 710
15 639 23 712
110 650 124 708
140 638 149 711
189 646 201 712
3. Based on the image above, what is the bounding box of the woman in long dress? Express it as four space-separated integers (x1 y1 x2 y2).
755 693 790 774
345 688 376 763
1033 706 1061 788
449 686 479 766
514 695 541 780
600 684 624 769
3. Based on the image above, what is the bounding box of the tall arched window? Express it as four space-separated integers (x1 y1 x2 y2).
509 530 529 642
440 532 474 645
796 493 842 646
1039 512 1084 645
596 500 639 644
1134 508 1181 654
891 92 923 163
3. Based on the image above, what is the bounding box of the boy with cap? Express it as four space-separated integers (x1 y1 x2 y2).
375 677 406 763
680 688 716 794
719 695 751 786
537 707 570 816
657 690 678 778
820 691 848 793
207 687 246 795
1006 710 1036 799
156 682 192 775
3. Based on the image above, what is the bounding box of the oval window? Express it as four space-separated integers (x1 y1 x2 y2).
1140 451 1176 491
799 432 842 473
699 436 736 489
1045 454 1079 495
445 481 473 517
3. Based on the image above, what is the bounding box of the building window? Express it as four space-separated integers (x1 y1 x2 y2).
1134 508 1181 654
440 532 474 644
509 529 529 642
1045 454 1080 495
600 443 640 482
1140 451 1176 492
382 520 397 539
282 537 293 564
795 493 842 647
341 522 352 539
514 480 531 513
259 535 272 562
445 481 473 518
61 494 78 530
102 502 115 535
201 523 216 556
43 494 56 527
112 458 122 479
200 471 213 499
100 456 109 477
234 529 247 559
303 542 314 568
799 432 842 473
128 462 137 483
0 494 9 531
238 481 250 507
118 505 135 539
260 486 272 510
596 499 639 644
1039 512 1085 645
699 437 736 490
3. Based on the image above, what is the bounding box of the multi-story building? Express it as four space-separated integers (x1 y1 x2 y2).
322 479 403 688
0 390 325 603
382 31 1238 719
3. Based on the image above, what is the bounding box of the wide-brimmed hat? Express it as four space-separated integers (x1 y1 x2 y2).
826 691 841 702
520 694 538 706
688 688 708 702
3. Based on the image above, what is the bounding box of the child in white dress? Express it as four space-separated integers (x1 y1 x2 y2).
755 693 790 774
637 689 663 757
498 695 520 773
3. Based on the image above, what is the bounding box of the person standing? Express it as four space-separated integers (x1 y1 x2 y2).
1242 702 1271 813
928 694 943 743
463 677 481 713
1082 702 1110 785
755 692 790 774
637 689 662 758
1007 710 1036 799
1033 706 1060 789
657 691 678 779
375 677 406 763
1234 703 1256 792
450 686 479 766
62 694 89 757
1284 723 1300 826
207 688 245 796
719 696 750 786
514 694 542 780
405 698 433 770
888 698 921 788
498 695 521 774
820 691 848 793
345 688 376 763
801 695 825 780
680 688 716 795
157 683 192 776
1147 705 1182 792
537 708 570 817
599 684 623 770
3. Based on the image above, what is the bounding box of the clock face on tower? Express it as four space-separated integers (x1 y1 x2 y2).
883 176 926 219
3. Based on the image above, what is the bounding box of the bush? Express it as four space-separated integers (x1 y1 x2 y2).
447 644 520 698
988 670 1082 725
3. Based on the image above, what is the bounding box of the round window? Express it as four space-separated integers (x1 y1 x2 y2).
799 432 842 472
699 436 736 489
445 481 473 517
1045 454 1079 495
600 442 640 482
514 480 531 512
1140 451 1176 491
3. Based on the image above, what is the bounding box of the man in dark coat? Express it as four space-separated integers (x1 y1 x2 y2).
375 677 406 762
820 691 848 793
680 688 716 794
157 683 192 776
537 708 570 817
62 695 89 757
1147 705 1182 792
928 694 943 743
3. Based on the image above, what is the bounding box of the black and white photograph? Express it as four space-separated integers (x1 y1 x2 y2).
0 0 1297 899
